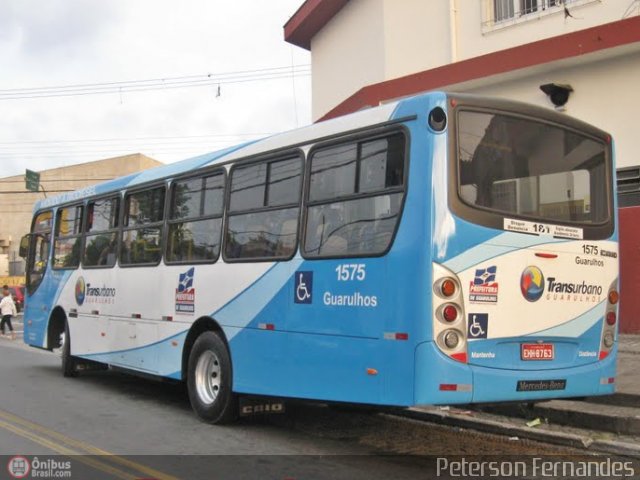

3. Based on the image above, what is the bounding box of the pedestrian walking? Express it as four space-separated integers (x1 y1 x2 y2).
0 285 17 340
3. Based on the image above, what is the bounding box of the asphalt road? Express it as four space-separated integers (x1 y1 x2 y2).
0 330 583 480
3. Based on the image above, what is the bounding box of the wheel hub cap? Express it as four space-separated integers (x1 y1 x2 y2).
195 350 221 405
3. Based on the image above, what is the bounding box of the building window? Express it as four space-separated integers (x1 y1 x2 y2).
120 186 165 265
224 155 302 261
521 0 538 15
167 171 225 263
83 197 119 268
494 0 515 22
486 0 581 29
302 132 406 258
53 205 83 269
493 0 540 22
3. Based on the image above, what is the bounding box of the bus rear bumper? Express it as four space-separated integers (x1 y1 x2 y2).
414 342 617 406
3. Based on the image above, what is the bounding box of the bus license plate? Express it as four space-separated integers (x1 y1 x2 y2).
521 343 554 361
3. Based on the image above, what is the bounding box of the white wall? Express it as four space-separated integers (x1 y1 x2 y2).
308 0 637 120
311 0 386 119
382 0 452 78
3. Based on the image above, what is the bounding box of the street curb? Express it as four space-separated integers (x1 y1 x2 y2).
392 408 640 458
587 392 640 408
475 400 640 436
619 349 640 355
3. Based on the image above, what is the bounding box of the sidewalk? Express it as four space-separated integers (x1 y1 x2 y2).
617 334 640 397
619 334 640 355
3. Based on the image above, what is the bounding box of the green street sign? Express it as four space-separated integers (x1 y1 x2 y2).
25 169 40 192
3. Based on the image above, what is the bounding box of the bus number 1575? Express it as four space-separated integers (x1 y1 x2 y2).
336 264 366 282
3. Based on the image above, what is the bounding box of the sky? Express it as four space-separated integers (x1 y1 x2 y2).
0 0 310 178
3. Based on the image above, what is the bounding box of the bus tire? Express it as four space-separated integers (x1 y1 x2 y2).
187 331 238 424
61 322 78 378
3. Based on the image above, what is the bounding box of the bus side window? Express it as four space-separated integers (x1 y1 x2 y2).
53 205 83 269
83 197 120 268
120 186 166 266
27 210 53 292
32 235 50 274
167 171 225 263
303 132 406 258
224 155 302 261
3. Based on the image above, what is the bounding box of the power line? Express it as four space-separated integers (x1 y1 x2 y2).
0 65 311 100
0 65 309 92
0 73 312 100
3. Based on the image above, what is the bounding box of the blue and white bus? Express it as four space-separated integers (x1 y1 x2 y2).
20 92 619 423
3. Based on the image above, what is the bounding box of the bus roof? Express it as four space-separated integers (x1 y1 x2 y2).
34 97 404 211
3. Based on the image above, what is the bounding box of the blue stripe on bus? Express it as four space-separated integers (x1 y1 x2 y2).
213 259 302 338
26 270 73 347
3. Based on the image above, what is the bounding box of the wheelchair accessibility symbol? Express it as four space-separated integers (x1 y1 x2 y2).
294 271 313 304
468 313 488 339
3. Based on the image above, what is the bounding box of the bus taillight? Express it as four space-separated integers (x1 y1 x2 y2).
440 279 456 297
439 382 471 391
442 304 458 322
450 352 468 363
443 330 461 348
433 263 468 364
435 277 458 298
599 280 618 360
603 331 614 348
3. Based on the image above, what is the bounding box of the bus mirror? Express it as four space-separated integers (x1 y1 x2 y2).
19 235 30 258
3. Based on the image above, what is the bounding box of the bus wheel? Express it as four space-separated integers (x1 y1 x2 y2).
61 323 78 378
187 331 238 424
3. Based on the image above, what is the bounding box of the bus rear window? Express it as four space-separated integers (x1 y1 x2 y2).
457 111 609 225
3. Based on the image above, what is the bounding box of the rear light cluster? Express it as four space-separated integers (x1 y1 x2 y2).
599 280 619 360
432 264 467 363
